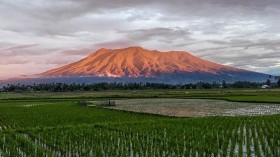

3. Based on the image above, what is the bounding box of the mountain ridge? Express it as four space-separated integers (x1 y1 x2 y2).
40 46 245 78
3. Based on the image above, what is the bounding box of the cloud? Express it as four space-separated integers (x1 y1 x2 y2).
120 27 192 43
93 40 135 49
0 44 51 57
4 44 39 51
43 57 80 65
0 0 280 79
60 48 94 56
208 39 280 50
0 59 29 65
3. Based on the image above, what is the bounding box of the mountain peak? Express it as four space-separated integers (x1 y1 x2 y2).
126 46 144 49
96 48 109 52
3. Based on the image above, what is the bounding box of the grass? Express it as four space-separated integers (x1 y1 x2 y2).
0 89 280 156
222 95 280 103
1 88 280 102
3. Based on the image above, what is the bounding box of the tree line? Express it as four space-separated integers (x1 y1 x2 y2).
0 80 280 92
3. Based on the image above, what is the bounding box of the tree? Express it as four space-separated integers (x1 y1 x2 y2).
266 79 271 86
278 79 280 87
274 76 278 81
222 80 227 88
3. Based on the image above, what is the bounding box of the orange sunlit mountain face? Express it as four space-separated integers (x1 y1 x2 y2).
41 46 244 78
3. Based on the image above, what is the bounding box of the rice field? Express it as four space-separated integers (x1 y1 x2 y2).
0 112 280 156
0 91 280 157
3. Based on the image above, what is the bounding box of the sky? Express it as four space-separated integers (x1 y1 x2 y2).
0 0 280 79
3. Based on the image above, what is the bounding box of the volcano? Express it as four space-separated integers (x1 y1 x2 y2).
1 46 270 85
38 46 268 83
41 46 245 77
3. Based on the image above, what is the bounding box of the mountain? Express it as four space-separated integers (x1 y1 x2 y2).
41 46 242 77
0 46 270 85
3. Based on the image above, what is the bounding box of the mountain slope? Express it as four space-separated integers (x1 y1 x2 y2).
41 46 245 78
1 46 269 85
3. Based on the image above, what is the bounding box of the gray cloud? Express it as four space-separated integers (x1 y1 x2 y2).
120 27 192 44
0 59 29 65
0 0 280 78
93 40 136 49
5 44 39 51
0 44 52 57
2 0 278 36
208 39 280 50
60 48 94 56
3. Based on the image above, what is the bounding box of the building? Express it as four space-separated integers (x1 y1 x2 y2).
261 85 270 89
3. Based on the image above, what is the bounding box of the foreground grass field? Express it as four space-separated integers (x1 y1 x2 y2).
1 88 280 103
0 89 280 156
